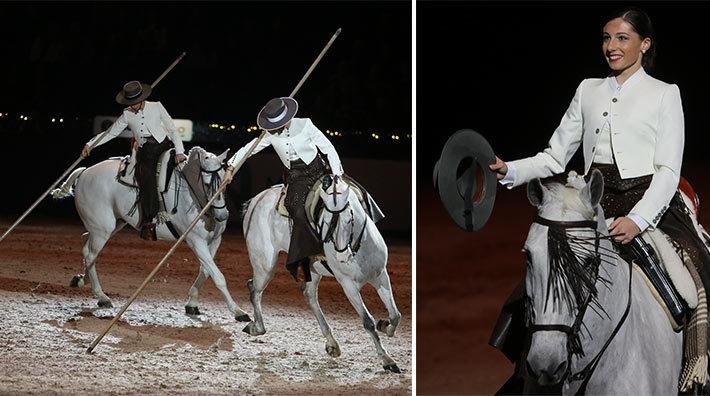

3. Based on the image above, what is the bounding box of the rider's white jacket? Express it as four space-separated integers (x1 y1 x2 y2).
86 101 185 154
503 67 684 229
227 117 344 176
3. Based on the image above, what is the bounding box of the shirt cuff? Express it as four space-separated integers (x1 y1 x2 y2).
498 162 516 188
627 212 649 233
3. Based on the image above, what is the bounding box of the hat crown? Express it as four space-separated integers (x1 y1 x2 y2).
263 98 287 118
123 81 144 99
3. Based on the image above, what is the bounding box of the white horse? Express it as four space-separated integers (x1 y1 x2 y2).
51 146 251 322
240 175 402 373
523 169 682 394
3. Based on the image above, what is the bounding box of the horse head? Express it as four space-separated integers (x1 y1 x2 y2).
318 175 357 262
524 169 606 386
319 174 351 213
195 147 230 222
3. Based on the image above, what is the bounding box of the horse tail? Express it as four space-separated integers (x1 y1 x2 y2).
51 167 87 199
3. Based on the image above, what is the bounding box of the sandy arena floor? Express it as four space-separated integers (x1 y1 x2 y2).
0 218 411 395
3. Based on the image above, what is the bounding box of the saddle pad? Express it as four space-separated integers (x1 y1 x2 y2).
642 228 698 309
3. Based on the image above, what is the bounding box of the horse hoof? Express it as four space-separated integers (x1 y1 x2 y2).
242 322 265 336
185 306 201 315
326 343 341 357
235 314 251 322
383 364 401 374
97 300 113 308
376 319 390 332
69 274 84 288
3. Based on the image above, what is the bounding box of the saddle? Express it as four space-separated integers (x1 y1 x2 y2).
275 174 385 226
622 221 699 331
115 147 176 193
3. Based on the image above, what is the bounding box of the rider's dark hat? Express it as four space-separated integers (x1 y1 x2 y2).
433 129 498 231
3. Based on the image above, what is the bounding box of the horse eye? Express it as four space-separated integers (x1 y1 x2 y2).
522 249 532 266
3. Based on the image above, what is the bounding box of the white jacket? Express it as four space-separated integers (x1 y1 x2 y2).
87 101 185 154
507 68 684 228
227 117 343 175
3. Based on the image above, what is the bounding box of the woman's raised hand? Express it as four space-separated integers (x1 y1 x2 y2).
489 156 508 180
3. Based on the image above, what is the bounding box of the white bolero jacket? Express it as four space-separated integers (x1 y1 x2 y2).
227 117 343 175
507 68 685 228
87 101 185 154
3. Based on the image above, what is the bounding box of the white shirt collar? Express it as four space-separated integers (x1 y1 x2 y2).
608 66 646 92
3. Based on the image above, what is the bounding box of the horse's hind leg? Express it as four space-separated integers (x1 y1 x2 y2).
187 237 250 322
243 248 279 336
81 230 116 308
338 278 400 373
302 272 341 357
369 269 401 337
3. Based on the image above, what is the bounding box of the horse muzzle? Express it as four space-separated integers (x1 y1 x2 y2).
526 332 569 386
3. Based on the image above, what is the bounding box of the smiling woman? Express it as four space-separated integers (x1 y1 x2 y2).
417 2 710 395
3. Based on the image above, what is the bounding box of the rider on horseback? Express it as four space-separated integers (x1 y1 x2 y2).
224 97 344 282
81 80 187 240
487 8 710 393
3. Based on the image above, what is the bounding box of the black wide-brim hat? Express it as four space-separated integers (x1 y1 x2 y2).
116 80 152 105
257 97 298 131
433 129 497 231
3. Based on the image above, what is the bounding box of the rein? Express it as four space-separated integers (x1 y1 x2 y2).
529 214 632 395
319 192 367 255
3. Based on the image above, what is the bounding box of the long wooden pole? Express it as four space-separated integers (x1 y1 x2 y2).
0 52 187 244
86 29 342 353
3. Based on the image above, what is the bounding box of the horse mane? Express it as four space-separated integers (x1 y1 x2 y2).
537 179 615 338
240 199 252 221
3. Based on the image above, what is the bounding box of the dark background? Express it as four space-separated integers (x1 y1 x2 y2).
0 1 411 235
417 1 710 179
417 1 710 394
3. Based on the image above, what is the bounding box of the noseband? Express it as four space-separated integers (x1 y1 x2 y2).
528 214 632 394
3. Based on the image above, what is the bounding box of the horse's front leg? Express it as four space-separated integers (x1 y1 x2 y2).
301 270 341 357
369 268 401 337
184 235 222 315
338 277 400 373
185 265 209 315
186 235 250 322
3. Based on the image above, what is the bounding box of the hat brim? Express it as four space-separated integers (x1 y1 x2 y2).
116 83 152 105
257 97 298 131
433 129 498 232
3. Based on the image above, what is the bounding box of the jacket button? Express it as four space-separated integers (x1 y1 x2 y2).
595 128 600 134
603 111 608 117
612 98 618 103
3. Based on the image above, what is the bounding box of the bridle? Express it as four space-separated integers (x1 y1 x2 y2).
318 175 367 254
199 159 226 210
528 214 632 395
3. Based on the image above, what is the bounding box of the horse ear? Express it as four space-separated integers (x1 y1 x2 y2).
217 149 230 163
584 169 604 208
527 178 544 207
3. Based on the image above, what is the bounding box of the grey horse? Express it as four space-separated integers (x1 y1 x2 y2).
51 146 251 322
523 169 682 394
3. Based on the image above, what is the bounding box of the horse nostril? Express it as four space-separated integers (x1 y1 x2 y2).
553 360 568 378
526 360 539 379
